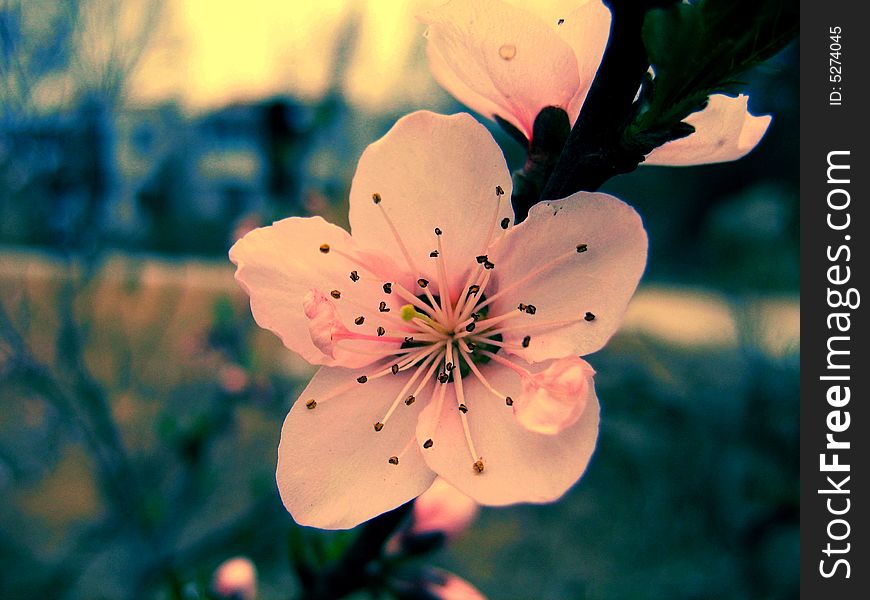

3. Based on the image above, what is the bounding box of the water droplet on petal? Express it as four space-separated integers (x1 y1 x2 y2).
499 44 517 60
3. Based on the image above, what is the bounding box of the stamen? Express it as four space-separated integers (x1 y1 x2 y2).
357 375 368 383
354 316 365 325
448 343 481 467
457 345 511 404
374 422 384 431
473 459 485 473
477 350 530 377
455 308 522 338
319 244 330 254
522 335 531 348
388 456 399 465
434 228 454 321
584 311 596 321
501 217 510 229
373 194 420 274
383 282 392 294
349 270 360 282
376 349 443 429
423 438 434 449
473 246 583 313
305 399 317 409
330 290 341 299
379 301 390 313
576 244 588 253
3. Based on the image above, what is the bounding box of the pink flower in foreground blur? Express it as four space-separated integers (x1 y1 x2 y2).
230 111 647 529
420 0 771 164
212 556 257 600
413 477 479 539
427 570 488 600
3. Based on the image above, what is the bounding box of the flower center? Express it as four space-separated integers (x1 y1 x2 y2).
308 189 593 474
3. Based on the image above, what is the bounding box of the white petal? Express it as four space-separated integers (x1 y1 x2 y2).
644 94 772 166
554 1 612 125
277 365 437 529
348 111 513 297
416 359 599 505
420 0 581 139
230 217 404 369
487 192 647 362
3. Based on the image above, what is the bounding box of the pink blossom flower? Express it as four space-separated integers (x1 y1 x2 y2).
427 570 488 600
412 477 479 538
230 111 647 529
420 0 770 163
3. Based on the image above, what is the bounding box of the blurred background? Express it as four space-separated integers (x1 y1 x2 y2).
0 1 798 598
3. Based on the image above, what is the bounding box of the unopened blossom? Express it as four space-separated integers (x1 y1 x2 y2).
412 477 479 538
212 556 257 600
420 0 770 163
230 111 647 529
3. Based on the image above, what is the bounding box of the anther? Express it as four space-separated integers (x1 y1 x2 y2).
495 185 505 196
377 327 386 336
372 192 382 204
388 456 399 465
423 439 434 449
500 217 510 229
525 304 537 315
445 362 454 372
404 336 414 344
471 312 480 321
473 459 485 473
465 322 476 332
330 290 341 299
349 270 360 282
434 227 442 236
584 311 596 321
522 335 531 348
383 282 392 294
430 250 439 258
468 285 480 296
438 372 449 384
576 243 588 253
505 396 513 406
417 278 429 288
467 341 477 351
517 303 527 311
319 243 330 253
476 255 488 264
483 260 495 270
379 301 390 312
374 422 384 432
405 395 416 406
557 18 565 25
354 316 365 325
305 399 317 409
357 375 368 384
391 364 400 375
458 403 468 414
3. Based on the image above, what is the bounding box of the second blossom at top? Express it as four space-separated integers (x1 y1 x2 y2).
420 0 771 165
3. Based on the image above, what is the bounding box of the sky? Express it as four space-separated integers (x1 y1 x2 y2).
129 0 449 112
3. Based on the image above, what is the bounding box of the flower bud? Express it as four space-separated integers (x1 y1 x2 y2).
412 478 479 539
212 556 257 600
426 570 487 600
